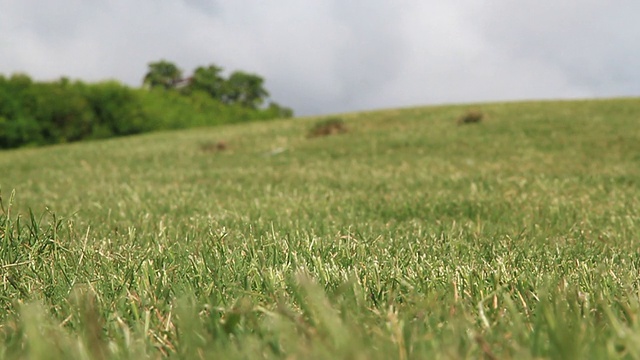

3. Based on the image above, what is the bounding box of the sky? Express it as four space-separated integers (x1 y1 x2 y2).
1 1 639 116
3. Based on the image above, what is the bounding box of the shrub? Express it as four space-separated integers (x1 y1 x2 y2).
84 81 148 137
26 81 95 143
0 116 43 148
0 69 293 149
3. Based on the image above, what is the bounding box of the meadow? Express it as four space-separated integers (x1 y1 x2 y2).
1 98 640 359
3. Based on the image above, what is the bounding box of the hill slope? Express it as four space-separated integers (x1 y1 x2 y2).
1 98 640 359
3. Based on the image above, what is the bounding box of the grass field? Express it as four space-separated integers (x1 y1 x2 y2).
1 98 640 359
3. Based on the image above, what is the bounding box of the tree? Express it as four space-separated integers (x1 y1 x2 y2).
188 64 225 99
222 71 269 109
143 60 183 90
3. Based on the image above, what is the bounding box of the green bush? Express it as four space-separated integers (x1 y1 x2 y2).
84 81 148 137
28 81 96 142
0 116 42 148
0 71 293 149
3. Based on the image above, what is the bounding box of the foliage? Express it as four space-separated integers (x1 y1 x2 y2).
28 79 96 142
84 81 149 137
1 98 640 358
0 60 293 149
187 64 225 98
142 60 273 110
142 59 183 90
221 71 270 109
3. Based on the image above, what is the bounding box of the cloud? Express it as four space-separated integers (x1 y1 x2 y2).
470 0 640 96
182 0 219 15
1 0 639 116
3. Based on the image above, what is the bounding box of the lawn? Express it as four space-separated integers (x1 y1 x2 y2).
1 98 640 359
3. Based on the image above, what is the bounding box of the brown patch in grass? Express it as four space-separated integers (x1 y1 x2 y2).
307 117 348 138
199 140 228 152
457 110 484 125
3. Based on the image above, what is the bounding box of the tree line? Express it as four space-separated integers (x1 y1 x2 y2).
0 60 293 149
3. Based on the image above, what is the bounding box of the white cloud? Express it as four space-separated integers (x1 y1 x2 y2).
1 0 638 115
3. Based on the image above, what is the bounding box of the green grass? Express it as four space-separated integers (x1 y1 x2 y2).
1 98 640 359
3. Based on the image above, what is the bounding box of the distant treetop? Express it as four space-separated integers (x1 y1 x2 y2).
142 59 283 111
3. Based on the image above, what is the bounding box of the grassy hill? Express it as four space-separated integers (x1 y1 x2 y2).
1 98 640 359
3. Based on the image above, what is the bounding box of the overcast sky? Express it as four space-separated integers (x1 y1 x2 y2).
1 1 639 116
